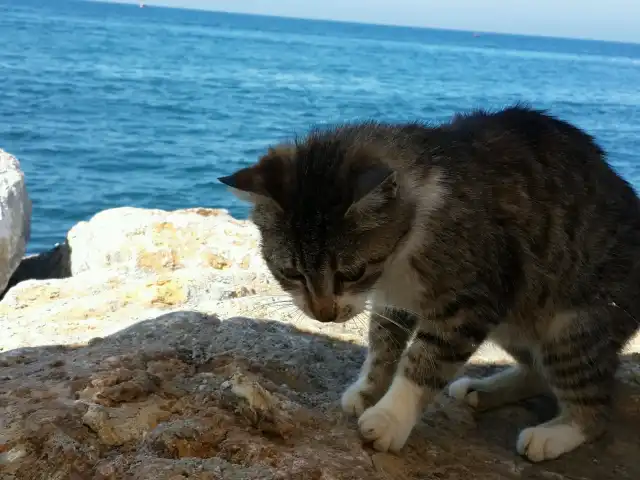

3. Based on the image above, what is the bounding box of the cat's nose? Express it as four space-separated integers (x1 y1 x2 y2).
310 295 338 322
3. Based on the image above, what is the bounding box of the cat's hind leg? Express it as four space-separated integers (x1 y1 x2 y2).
516 307 627 462
448 346 549 411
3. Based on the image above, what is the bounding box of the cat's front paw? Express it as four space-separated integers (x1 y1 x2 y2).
358 402 418 452
341 379 372 417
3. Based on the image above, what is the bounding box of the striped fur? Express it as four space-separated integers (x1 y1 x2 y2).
219 105 640 462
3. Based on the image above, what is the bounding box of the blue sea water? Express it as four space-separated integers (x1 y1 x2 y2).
1 0 640 254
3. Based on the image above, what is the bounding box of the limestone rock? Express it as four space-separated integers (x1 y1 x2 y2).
66 206 264 277
0 149 31 294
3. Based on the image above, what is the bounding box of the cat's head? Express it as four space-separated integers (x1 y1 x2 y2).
219 126 417 323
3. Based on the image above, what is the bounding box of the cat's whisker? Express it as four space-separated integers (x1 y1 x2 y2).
240 295 293 304
371 303 427 323
245 303 294 313
245 301 292 308
363 308 415 336
243 303 300 319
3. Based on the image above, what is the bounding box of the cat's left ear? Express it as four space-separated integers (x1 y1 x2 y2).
218 146 295 210
345 165 398 217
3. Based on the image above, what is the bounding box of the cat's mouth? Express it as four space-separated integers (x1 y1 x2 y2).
296 295 364 324
311 304 359 324
334 304 358 323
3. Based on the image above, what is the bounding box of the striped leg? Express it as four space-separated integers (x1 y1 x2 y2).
449 347 549 411
357 308 492 452
341 308 416 416
516 308 621 462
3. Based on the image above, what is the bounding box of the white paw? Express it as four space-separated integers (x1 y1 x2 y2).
447 376 479 407
357 376 422 452
341 380 369 417
516 423 587 462
358 404 417 452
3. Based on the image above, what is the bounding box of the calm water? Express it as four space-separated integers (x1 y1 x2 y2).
1 0 640 254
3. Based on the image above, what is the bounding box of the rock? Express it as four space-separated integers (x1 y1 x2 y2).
0 149 31 294
1 310 639 480
1 242 70 300
65 206 264 277
0 312 377 479
1 207 639 479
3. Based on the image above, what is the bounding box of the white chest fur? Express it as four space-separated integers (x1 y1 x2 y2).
373 252 424 313
371 172 445 315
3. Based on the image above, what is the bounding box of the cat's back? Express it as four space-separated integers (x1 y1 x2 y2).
428 106 640 303
442 104 605 173
428 105 639 217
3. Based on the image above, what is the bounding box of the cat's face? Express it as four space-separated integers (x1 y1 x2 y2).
219 129 415 323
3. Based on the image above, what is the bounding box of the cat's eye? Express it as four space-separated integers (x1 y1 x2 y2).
336 265 367 283
280 268 305 282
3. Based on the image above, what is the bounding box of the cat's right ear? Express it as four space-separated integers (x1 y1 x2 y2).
218 146 295 210
345 165 398 217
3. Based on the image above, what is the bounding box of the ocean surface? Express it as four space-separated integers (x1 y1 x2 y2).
1 0 640 254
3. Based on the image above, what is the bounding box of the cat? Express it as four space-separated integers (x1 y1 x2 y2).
218 104 640 463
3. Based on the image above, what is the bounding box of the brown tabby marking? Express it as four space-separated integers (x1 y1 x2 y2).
219 105 640 462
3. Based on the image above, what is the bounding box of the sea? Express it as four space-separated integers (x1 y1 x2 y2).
1 0 640 254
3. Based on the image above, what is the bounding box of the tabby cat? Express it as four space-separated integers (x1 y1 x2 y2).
218 105 640 462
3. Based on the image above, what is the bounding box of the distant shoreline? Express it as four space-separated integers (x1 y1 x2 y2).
85 0 640 46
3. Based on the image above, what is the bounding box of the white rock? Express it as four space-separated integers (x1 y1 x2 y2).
0 149 31 293
0 206 295 352
65 206 265 276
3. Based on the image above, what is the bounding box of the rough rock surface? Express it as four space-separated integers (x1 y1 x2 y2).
64 207 267 277
1 207 640 479
0 149 31 294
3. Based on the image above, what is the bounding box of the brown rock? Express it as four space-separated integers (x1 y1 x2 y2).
0 310 638 479
82 400 173 446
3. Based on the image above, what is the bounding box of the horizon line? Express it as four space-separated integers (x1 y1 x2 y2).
94 1 640 46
